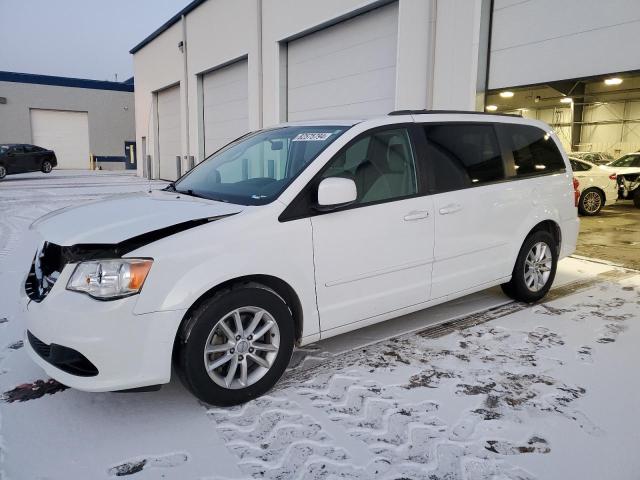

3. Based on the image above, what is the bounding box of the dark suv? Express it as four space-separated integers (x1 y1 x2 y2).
0 144 57 180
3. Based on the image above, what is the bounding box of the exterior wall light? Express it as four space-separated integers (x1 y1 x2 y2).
604 77 622 86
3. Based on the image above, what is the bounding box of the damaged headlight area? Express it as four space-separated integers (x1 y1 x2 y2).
67 259 153 300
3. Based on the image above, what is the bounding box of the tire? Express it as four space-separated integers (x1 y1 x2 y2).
175 285 294 406
633 191 640 209
578 188 604 216
41 160 53 173
501 230 558 303
0 164 6 180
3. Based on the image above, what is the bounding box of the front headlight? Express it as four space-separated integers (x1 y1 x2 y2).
67 259 153 300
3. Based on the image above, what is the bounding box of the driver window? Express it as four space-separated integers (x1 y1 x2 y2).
322 128 418 204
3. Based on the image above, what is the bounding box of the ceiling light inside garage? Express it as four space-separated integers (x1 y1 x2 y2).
499 91 514 98
485 105 498 111
560 97 573 104
604 77 623 86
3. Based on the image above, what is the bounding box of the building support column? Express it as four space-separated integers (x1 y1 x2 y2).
570 83 585 151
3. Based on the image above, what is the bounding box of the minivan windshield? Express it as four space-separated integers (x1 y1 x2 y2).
174 126 350 205
608 154 640 168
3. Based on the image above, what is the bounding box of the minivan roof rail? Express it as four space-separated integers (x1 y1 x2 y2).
388 109 522 117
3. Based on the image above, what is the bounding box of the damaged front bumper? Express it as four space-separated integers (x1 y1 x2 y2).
618 174 640 199
24 264 186 392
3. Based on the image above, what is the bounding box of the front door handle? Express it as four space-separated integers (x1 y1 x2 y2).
404 210 430 221
439 204 463 215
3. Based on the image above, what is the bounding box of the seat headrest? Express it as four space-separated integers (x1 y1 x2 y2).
387 143 407 172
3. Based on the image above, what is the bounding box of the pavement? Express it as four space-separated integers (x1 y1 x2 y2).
0 171 638 480
575 201 640 270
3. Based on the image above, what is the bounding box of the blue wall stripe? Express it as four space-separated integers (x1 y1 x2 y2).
0 71 134 92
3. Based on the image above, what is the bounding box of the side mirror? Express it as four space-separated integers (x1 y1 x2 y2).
316 177 357 210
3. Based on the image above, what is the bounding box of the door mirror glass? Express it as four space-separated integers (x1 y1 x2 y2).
317 177 357 207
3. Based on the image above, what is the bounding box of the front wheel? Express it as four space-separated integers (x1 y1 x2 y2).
41 160 53 173
175 285 294 406
501 230 558 303
0 164 6 180
578 188 604 215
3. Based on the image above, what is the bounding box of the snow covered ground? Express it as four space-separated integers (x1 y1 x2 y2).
0 171 638 480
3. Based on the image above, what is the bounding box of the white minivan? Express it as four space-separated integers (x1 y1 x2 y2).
23 111 579 405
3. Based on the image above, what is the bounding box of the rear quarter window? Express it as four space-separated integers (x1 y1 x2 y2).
422 123 504 192
501 124 566 176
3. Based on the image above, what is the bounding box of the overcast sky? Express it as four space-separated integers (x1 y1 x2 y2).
0 0 190 81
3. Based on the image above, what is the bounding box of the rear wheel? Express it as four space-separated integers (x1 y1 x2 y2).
501 230 558 303
0 165 6 180
175 285 294 406
41 160 53 173
578 188 604 215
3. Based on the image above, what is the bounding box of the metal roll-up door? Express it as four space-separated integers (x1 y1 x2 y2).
203 59 249 156
287 2 399 121
157 84 181 180
30 109 90 169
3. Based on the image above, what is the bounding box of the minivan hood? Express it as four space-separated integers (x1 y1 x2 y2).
31 190 244 245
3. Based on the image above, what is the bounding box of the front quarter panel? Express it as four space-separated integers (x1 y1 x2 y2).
130 204 320 337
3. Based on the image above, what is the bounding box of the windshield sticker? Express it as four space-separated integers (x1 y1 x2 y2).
292 133 332 142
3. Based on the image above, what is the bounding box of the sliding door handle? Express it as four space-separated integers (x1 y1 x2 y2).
439 204 463 215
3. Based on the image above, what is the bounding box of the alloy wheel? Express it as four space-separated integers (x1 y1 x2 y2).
203 306 280 390
42 161 52 173
0 165 6 179
582 191 602 214
524 242 552 292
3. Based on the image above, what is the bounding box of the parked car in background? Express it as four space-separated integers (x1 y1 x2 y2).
602 153 640 208
568 157 618 215
569 151 614 165
0 144 57 179
23 112 578 405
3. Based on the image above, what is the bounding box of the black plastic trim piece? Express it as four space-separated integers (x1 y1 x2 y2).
28 331 99 377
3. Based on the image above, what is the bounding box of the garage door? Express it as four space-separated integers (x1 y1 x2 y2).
287 2 398 121
30 109 90 169
203 60 249 156
157 84 181 180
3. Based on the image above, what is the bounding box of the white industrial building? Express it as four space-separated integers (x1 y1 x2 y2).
0 72 136 170
131 0 640 180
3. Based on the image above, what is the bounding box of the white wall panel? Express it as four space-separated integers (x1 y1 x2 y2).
490 0 640 89
286 3 398 121
202 60 249 156
581 102 640 155
30 109 90 169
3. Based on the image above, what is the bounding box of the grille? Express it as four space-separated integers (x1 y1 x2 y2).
25 242 63 302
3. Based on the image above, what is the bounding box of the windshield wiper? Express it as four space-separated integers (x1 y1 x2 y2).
164 182 177 192
175 188 210 200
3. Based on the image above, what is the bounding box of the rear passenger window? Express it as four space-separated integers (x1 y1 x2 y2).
569 159 591 172
502 124 565 176
422 124 504 192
